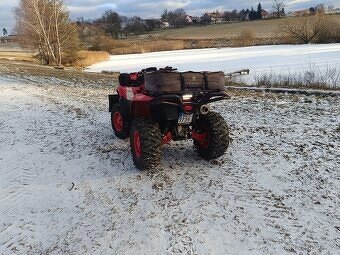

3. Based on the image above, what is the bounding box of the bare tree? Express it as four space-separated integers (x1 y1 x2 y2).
15 0 79 66
165 8 187 27
125 16 146 36
281 14 332 44
327 5 334 12
95 10 121 39
272 0 285 18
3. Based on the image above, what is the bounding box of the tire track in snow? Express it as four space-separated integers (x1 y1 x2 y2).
0 89 42 254
150 94 339 254
0 82 137 254
157 144 304 253
1 76 339 254
215 95 340 253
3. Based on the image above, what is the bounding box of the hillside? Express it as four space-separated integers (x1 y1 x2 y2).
150 15 340 40
103 15 340 54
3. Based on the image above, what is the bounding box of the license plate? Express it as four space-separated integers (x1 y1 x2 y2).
178 112 193 124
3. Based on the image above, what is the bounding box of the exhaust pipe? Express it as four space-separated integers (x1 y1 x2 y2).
199 104 209 115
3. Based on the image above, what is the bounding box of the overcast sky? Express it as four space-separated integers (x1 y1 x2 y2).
1 0 339 33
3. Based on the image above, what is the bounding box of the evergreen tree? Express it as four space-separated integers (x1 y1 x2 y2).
257 3 263 19
161 9 168 21
239 9 246 20
249 7 256 20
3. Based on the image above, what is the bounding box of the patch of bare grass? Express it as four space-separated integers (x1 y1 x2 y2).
232 29 256 47
88 36 126 52
110 39 185 54
70 51 110 68
254 64 340 90
109 38 238 54
0 51 36 63
0 59 117 88
149 15 340 46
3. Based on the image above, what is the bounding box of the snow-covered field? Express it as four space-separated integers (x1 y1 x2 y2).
86 44 340 86
0 75 339 254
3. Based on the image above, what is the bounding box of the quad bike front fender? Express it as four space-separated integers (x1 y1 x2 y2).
108 94 119 112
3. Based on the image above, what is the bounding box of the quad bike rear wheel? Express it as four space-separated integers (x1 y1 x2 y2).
111 104 129 139
130 118 162 170
194 111 229 160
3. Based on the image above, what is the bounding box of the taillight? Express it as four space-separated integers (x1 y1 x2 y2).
183 105 193 112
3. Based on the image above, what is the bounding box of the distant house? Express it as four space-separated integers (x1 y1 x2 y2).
293 9 310 17
207 11 221 19
185 15 193 23
207 11 223 23
245 13 250 21
191 16 200 23
325 8 340 14
121 22 128 29
160 21 170 29
261 10 270 19
286 11 294 17
79 24 105 37
0 35 17 44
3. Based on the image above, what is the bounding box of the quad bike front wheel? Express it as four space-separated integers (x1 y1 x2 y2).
193 111 229 160
130 118 162 170
111 104 129 139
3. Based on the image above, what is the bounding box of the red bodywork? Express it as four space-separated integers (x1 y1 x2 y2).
113 112 123 132
192 131 209 148
162 132 173 145
117 82 153 117
133 130 142 157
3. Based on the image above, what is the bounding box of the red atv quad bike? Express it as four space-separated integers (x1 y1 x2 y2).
108 67 230 170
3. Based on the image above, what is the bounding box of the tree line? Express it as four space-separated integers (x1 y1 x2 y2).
86 10 160 39
78 1 284 38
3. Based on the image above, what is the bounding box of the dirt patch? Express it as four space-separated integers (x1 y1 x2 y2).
0 59 118 88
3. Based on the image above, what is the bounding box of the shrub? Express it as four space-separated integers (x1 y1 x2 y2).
315 17 340 43
233 29 256 47
110 39 185 55
254 64 340 90
88 35 125 52
63 51 110 67
281 14 340 44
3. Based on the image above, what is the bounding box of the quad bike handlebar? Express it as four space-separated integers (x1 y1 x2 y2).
141 66 178 74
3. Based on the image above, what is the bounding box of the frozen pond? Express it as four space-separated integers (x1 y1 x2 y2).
86 44 340 86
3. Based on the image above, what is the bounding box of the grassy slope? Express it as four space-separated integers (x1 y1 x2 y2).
0 59 118 87
150 15 340 40
0 43 37 62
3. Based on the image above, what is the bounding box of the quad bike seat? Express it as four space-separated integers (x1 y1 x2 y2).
119 73 144 87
